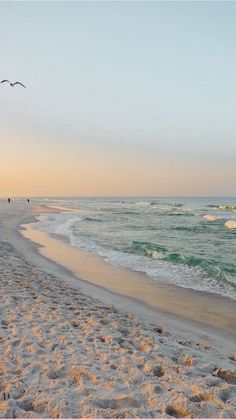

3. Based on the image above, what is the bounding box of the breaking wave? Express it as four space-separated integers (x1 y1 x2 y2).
203 214 219 221
225 220 236 229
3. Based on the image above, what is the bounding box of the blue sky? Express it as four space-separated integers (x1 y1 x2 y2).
0 1 235 196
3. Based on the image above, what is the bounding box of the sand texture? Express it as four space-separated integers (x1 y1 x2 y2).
0 238 236 418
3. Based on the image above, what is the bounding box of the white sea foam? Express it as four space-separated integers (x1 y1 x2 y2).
224 220 236 229
67 236 236 300
219 204 236 211
145 249 161 259
182 207 194 212
203 214 219 221
35 214 80 238
135 201 152 207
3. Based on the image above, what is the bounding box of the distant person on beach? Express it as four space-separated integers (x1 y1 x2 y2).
8 198 10 203
27 198 30 203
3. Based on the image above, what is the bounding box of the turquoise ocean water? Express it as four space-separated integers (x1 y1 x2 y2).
33 197 236 300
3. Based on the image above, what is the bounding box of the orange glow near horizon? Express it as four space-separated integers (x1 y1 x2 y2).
0 133 234 197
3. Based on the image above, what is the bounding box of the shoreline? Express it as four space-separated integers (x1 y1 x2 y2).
20 208 236 343
0 202 236 417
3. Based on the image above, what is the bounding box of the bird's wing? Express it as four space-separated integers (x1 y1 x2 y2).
1 80 11 84
13 82 26 88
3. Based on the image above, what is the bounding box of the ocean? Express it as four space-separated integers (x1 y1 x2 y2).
32 197 236 300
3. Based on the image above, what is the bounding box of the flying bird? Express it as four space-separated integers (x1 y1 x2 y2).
1 80 26 88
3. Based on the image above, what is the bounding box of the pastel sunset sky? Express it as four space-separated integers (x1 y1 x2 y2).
0 1 235 197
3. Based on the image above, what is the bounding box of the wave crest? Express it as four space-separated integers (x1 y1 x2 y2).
130 241 235 288
131 241 166 259
225 220 236 229
203 214 219 221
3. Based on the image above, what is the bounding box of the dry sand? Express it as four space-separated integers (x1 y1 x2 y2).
0 201 236 418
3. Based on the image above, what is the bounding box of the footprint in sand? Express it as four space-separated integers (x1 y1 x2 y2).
165 404 190 418
2 383 25 400
213 368 236 384
153 365 165 377
97 396 141 409
1 319 10 328
218 388 232 403
190 393 208 403
16 398 34 412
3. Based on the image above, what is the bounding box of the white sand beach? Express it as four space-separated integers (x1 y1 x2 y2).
0 201 236 418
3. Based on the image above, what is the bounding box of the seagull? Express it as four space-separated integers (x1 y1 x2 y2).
1 80 26 88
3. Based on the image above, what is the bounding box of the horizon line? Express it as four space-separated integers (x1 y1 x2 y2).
1 195 236 199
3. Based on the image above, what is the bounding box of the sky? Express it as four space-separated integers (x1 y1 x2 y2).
0 1 235 197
